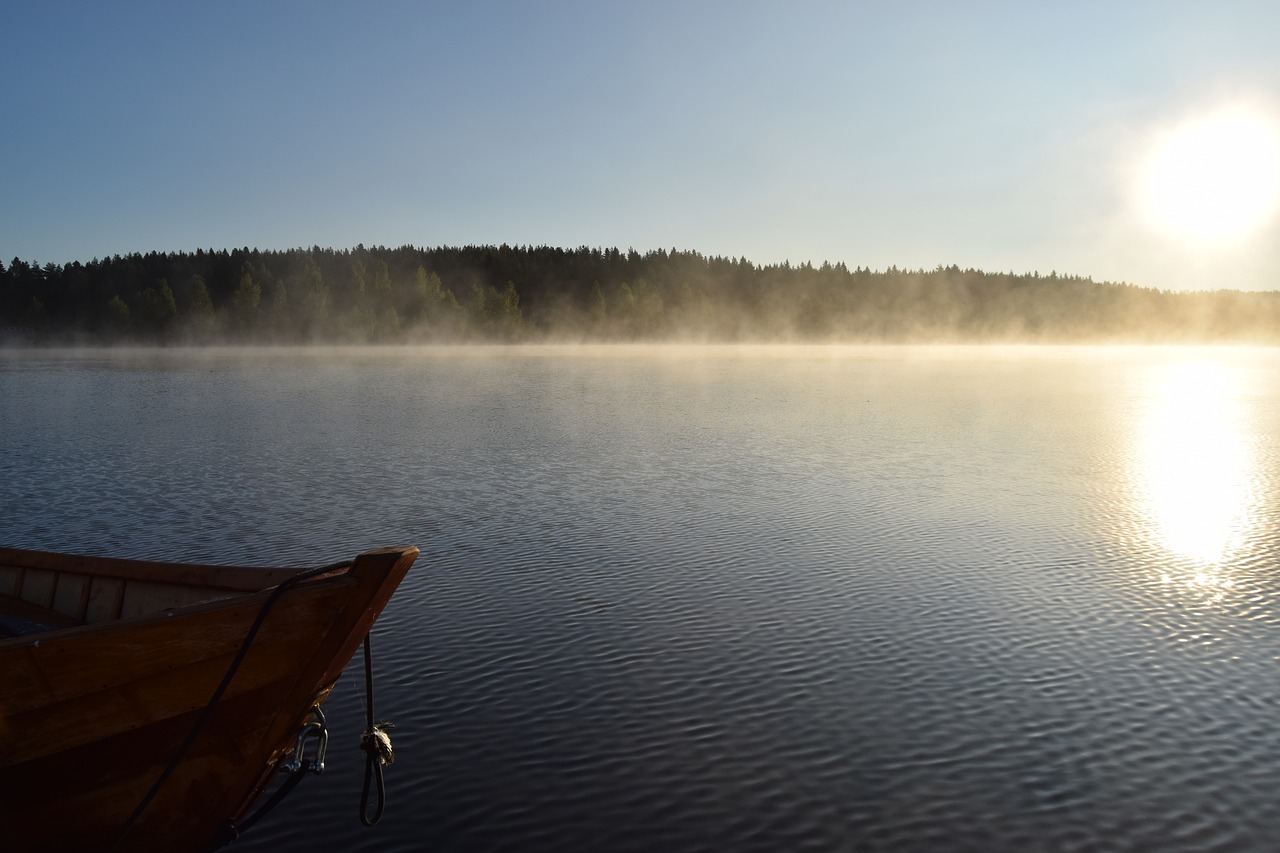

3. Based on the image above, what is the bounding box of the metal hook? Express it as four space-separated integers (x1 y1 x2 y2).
284 706 328 775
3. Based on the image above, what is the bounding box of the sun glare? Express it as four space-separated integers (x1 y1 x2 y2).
1140 106 1280 245
1135 361 1257 569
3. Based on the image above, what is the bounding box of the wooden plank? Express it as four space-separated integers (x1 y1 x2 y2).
119 579 238 619
19 568 55 609
2 613 337 765
51 572 90 621
85 575 125 623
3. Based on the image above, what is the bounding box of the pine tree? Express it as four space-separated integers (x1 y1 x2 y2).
231 271 261 332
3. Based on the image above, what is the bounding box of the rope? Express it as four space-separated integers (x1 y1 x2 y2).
218 755 313 842
107 560 349 853
358 632 394 826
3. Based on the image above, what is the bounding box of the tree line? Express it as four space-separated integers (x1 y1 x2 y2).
3 244 1279 344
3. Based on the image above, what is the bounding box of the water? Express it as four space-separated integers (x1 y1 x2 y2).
3 345 1280 851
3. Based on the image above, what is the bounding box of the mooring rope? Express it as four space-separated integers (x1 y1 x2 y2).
359 632 395 826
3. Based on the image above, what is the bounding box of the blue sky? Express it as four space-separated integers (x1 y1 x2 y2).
5 1 1280 290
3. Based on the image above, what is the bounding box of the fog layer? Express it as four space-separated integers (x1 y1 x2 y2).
4 245 1279 345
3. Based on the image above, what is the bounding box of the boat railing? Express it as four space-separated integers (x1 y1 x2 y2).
0 547 305 632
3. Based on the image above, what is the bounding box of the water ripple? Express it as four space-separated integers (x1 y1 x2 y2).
4 346 1280 851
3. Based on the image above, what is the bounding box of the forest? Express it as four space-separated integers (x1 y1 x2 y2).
3 244 1279 344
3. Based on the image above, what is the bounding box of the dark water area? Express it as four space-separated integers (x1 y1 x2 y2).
3 345 1280 852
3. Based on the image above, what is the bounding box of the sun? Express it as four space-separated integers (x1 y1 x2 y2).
1139 106 1280 245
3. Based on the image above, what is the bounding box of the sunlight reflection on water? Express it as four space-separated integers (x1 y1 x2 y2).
1133 359 1261 596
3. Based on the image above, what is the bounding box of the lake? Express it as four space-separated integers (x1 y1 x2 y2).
3 344 1279 851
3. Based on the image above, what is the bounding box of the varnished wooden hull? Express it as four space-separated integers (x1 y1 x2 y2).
0 546 419 852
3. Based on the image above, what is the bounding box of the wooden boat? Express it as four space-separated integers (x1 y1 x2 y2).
0 545 419 853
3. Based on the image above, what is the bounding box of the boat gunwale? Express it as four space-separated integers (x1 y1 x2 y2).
0 565 354 652
0 546 306 593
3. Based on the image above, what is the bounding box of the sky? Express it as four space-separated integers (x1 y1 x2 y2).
5 0 1280 291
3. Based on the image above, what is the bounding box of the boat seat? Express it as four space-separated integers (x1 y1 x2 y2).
0 593 80 638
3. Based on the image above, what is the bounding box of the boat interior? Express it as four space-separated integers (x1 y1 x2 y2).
0 549 301 639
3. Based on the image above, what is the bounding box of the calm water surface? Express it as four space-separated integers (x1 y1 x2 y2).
3 345 1279 851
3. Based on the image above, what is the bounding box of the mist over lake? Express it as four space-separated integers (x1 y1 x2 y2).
4 344 1280 852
